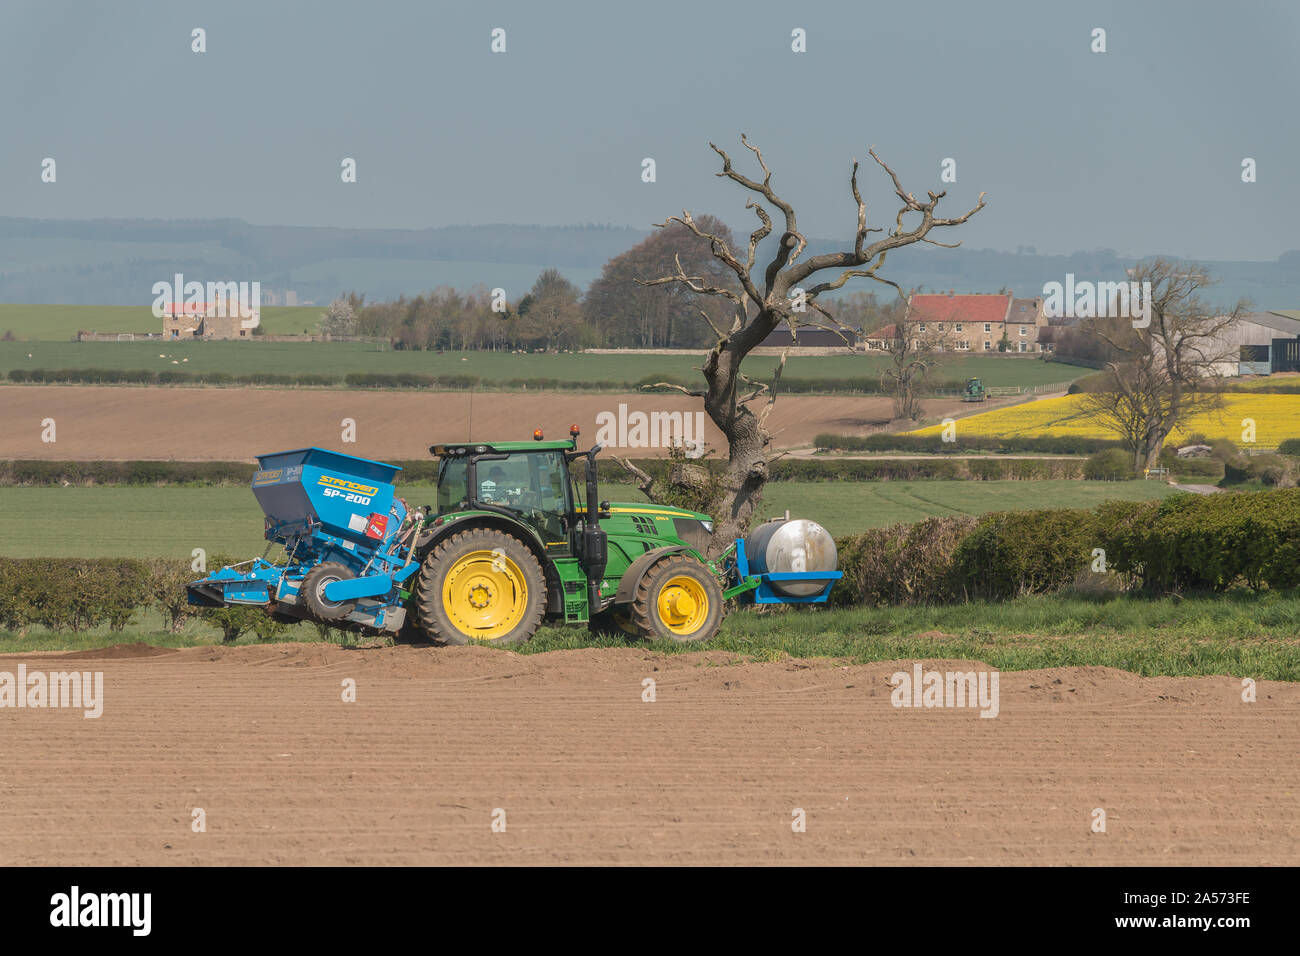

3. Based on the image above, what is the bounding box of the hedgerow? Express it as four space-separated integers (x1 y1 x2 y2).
829 489 1300 605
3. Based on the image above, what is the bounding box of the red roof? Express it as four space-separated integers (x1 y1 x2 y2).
907 293 1010 326
869 324 897 339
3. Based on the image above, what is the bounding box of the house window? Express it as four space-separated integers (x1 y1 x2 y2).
938 323 945 331
984 340 992 350
918 323 926 332
1019 326 1027 336
984 323 992 333
1018 341 1027 353
955 323 963 332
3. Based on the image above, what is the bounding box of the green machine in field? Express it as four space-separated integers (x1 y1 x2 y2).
962 377 987 402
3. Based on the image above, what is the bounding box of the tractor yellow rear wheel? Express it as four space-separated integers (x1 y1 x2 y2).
628 553 724 643
413 528 546 646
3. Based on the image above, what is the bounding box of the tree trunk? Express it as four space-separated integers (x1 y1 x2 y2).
700 336 775 551
711 409 768 549
1142 431 1165 471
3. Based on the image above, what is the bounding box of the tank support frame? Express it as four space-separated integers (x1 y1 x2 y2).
722 537 842 604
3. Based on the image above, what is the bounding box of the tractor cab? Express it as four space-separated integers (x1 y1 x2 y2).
433 440 571 540
429 429 594 546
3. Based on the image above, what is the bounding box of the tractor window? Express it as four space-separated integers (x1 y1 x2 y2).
475 452 568 542
479 453 566 513
437 458 469 514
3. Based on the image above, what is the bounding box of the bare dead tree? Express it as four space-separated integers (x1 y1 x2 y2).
1080 259 1247 471
629 135 985 550
881 318 948 421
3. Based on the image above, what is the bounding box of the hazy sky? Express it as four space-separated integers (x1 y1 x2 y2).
3 0 1296 260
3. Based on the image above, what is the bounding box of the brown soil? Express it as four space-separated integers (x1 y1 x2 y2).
1 643 1295 865
0 385 1005 460
55 642 181 660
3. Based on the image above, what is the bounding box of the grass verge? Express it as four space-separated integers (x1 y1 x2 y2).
3 592 1297 680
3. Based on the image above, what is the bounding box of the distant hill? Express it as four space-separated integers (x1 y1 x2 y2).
0 217 1293 310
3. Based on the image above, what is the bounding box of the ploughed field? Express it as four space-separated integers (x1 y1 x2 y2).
1 642 1295 865
0 385 1003 460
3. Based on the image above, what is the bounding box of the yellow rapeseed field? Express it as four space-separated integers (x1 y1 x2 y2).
907 393 1300 446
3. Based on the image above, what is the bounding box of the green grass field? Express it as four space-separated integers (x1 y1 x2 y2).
4 591 1296 679
0 304 321 340
0 339 1081 389
0 480 1176 559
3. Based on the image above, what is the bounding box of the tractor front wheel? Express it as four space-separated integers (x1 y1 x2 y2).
413 528 547 646
628 554 724 643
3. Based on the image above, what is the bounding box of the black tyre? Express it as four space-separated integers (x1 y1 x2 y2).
627 553 724 643
588 608 638 639
393 608 430 644
300 562 357 622
413 528 547 646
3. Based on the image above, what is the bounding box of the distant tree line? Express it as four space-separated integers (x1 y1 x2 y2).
319 217 903 352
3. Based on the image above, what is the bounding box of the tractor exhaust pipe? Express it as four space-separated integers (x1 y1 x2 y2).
581 443 608 612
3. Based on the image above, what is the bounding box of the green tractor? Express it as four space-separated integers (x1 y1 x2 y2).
962 377 987 402
408 427 725 645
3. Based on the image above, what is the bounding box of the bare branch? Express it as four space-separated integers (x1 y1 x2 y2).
850 159 882 258
640 380 708 398
711 136 807 261
790 313 858 348
637 251 743 305
869 145 923 210
615 457 656 498
735 370 770 405
744 199 773 275
782 150 986 291
644 211 762 303
757 348 789 432
695 307 726 342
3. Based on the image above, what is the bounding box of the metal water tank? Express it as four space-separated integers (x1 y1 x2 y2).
744 518 839 597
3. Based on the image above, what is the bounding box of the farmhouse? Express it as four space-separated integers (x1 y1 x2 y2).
864 292 1049 353
161 301 260 340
